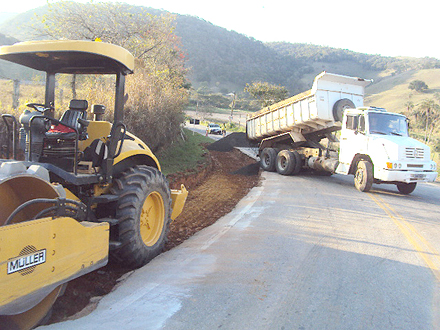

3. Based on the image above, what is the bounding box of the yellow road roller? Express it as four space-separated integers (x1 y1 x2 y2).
0 40 188 329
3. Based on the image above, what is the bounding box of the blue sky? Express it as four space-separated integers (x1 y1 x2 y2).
2 0 440 59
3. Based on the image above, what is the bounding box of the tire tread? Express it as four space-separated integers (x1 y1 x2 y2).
110 165 171 268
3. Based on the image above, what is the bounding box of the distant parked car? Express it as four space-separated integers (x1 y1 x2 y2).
207 123 222 135
189 118 200 125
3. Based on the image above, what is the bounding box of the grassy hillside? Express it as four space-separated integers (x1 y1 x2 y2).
0 32 36 80
299 61 384 91
174 15 306 94
156 128 213 175
2 4 439 96
365 69 440 113
267 42 440 93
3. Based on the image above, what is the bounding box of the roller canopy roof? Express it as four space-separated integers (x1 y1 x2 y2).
0 40 134 75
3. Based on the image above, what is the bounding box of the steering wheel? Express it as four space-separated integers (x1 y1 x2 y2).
26 103 52 113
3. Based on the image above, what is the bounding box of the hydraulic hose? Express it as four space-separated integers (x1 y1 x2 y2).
4 198 85 225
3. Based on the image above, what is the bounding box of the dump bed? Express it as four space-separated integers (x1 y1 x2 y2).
246 72 371 141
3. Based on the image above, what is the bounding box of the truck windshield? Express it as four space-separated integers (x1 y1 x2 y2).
368 112 408 137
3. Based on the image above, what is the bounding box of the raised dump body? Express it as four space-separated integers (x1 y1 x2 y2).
246 72 371 141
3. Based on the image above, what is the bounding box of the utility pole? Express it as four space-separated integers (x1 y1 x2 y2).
12 79 20 109
226 92 236 120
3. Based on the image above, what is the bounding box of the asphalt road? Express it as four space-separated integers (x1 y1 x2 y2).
185 122 225 140
40 172 440 330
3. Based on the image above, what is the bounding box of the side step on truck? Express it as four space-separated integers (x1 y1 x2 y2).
246 72 438 194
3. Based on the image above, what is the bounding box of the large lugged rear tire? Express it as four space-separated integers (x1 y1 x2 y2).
259 148 277 172
111 165 171 268
291 150 302 175
354 160 373 192
275 150 296 175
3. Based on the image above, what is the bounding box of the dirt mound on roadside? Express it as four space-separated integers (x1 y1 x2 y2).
233 162 260 176
47 148 260 325
206 132 257 152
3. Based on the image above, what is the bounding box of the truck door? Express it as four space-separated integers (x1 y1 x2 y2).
339 114 368 170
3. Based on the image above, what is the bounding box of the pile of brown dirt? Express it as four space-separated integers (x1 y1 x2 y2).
166 149 260 249
47 148 260 325
232 162 260 176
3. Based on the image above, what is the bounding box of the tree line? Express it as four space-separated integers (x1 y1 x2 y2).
0 1 190 152
406 80 440 147
3 3 440 98
2 1 440 152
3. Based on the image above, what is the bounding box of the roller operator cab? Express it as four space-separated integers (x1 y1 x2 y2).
0 40 187 330
336 107 437 193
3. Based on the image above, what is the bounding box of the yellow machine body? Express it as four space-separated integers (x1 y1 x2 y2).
0 172 109 326
79 121 188 220
0 40 188 329
78 121 112 150
0 217 109 315
170 185 188 220
79 121 161 170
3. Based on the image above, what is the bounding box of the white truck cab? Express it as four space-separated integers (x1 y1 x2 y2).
336 107 438 193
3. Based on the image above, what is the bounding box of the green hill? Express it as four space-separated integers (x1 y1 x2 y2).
0 4 439 167
0 32 36 80
174 14 307 93
365 69 440 113
1 4 440 95
1 3 440 96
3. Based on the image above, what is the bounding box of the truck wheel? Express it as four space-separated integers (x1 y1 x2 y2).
396 182 417 194
275 150 296 175
292 151 302 175
354 160 373 192
111 165 171 268
260 148 277 172
333 99 355 122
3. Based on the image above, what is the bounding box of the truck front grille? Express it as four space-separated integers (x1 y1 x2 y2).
405 147 424 159
407 164 423 168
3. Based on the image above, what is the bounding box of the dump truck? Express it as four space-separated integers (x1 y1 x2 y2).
0 40 188 329
246 72 438 194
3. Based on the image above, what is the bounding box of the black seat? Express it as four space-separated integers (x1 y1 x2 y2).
46 100 89 140
41 100 89 171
